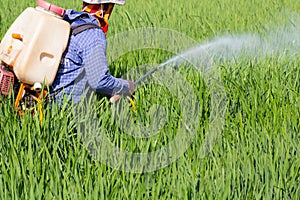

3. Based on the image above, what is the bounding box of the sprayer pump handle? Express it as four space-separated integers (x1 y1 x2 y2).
36 0 66 16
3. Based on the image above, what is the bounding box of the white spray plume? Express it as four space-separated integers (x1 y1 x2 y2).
162 15 300 72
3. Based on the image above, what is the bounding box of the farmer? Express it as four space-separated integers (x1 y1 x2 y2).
50 0 134 104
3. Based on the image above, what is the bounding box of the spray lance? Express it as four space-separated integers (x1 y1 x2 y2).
110 60 170 110
124 61 171 111
124 67 158 111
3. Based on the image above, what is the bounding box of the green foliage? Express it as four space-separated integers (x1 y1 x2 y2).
0 0 299 199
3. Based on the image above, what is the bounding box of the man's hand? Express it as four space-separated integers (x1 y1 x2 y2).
127 80 134 95
109 94 121 104
109 80 134 104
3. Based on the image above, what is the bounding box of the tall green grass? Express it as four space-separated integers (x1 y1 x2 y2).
0 0 299 199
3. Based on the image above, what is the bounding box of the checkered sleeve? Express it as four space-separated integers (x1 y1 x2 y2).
79 29 130 96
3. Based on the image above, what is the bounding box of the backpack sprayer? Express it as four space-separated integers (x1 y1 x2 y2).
0 0 167 117
0 0 70 120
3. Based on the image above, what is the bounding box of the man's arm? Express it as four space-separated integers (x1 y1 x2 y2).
80 29 133 96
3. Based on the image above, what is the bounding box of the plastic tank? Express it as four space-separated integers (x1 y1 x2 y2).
0 1 70 86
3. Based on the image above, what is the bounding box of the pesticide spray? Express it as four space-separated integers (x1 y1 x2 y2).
136 22 300 84
84 16 300 173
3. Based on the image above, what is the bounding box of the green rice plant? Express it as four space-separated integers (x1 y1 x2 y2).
0 0 299 199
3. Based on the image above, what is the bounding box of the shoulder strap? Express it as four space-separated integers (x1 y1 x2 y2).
71 22 100 36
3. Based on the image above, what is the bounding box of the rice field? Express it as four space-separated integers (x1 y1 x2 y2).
0 0 299 199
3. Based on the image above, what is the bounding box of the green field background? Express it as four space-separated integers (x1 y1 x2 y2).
0 0 299 199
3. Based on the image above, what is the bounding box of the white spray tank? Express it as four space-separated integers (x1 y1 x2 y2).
0 0 70 86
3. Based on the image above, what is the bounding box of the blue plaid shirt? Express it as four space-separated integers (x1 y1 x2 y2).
50 10 130 103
